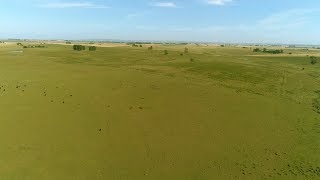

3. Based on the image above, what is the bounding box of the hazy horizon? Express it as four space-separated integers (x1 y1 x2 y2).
2 38 320 46
1 0 320 44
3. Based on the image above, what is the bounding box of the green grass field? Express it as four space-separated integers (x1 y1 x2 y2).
0 43 320 179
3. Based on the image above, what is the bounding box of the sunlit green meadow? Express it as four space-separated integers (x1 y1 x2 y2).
0 42 319 179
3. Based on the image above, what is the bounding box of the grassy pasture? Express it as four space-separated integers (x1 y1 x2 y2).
0 43 319 179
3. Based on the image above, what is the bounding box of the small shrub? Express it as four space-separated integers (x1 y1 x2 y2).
139 45 143 47
253 48 260 52
310 56 317 65
180 53 183 56
89 46 97 51
190 58 194 62
313 99 320 113
313 91 320 114
148 46 153 50
184 47 189 54
164 50 168 55
66 41 72 44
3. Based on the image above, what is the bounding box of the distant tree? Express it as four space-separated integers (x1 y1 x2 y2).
139 45 143 47
184 47 189 54
220 45 225 47
35 45 45 48
310 56 318 65
73 45 86 51
164 50 168 55
272 49 283 54
253 48 283 54
66 41 72 44
253 48 260 52
89 46 97 51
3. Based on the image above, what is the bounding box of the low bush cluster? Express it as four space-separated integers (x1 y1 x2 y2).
23 45 46 48
73 45 86 51
89 46 97 51
310 56 317 65
253 48 284 54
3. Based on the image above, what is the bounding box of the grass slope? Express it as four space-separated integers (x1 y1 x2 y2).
0 43 319 179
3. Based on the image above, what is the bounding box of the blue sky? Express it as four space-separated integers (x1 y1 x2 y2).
1 0 320 44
